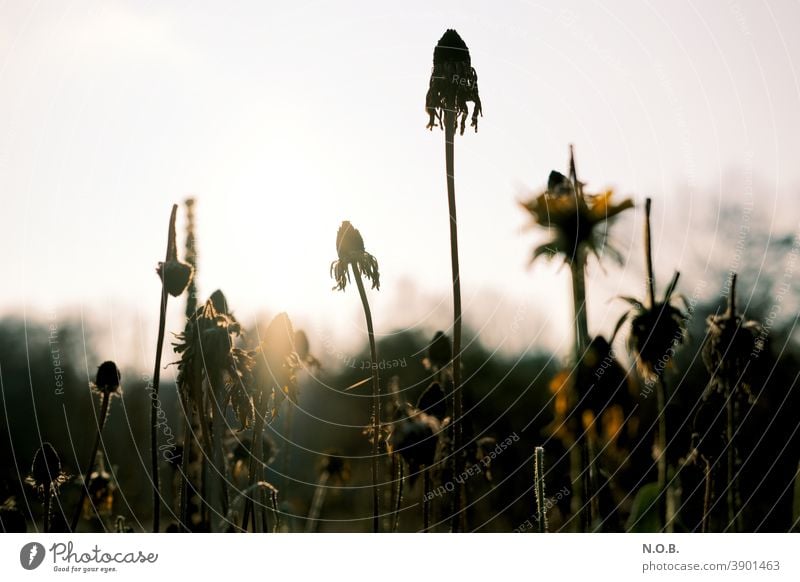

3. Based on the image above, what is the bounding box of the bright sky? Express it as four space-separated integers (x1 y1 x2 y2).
1 0 799 366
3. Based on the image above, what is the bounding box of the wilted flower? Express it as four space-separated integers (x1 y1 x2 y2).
256 312 301 417
330 221 380 291
702 274 764 402
26 442 68 496
425 29 483 134
388 405 441 479
92 361 121 395
423 331 452 372
613 272 687 381
156 204 194 297
416 381 447 422
548 336 633 444
520 149 634 265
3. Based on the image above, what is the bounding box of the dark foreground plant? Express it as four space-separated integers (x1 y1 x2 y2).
26 443 68 532
612 198 686 530
521 146 632 531
71 361 121 531
331 220 382 532
700 273 764 532
425 29 482 531
151 204 194 531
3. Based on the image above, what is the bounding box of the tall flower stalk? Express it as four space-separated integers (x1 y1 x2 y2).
534 446 547 533
521 146 633 530
151 204 194 532
425 29 482 532
70 361 121 531
701 273 764 532
612 198 686 530
331 220 381 532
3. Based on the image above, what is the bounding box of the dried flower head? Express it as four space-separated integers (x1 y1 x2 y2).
320 452 350 484
330 221 380 291
425 29 483 134
702 274 764 402
156 204 194 297
174 298 253 429
26 442 68 496
613 272 687 381
92 361 121 395
388 405 441 478
256 313 301 415
520 147 633 265
416 381 447 422
423 331 452 371
548 336 633 444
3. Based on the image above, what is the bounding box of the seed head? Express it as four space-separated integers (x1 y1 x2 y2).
158 260 194 297
613 272 687 381
416 381 447 422
702 274 764 401
27 442 68 496
423 331 452 371
93 361 121 395
425 29 483 134
330 221 380 291
388 405 440 479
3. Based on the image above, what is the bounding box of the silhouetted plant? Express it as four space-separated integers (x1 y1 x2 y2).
425 29 482 531
151 204 194 532
331 220 382 532
521 146 633 531
701 273 764 532
71 361 121 531
26 442 68 532
534 446 547 533
612 198 686 530
306 452 349 533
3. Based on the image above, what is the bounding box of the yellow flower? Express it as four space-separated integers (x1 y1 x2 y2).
520 152 634 265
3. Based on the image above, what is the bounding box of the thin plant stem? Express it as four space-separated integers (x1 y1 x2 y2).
726 395 736 531
444 108 465 533
422 467 431 532
150 204 178 532
569 242 592 531
242 392 267 531
208 368 229 531
534 446 547 533
392 458 404 532
70 391 110 531
645 197 668 529
352 263 380 533
702 459 712 533
43 488 52 533
644 198 656 309
179 396 193 532
305 471 329 533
